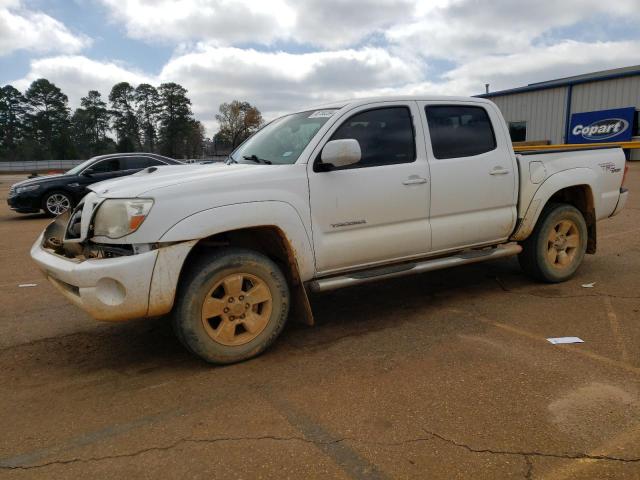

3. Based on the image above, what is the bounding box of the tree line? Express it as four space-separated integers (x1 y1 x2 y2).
0 79 205 161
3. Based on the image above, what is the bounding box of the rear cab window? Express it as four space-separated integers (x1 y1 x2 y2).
425 105 497 159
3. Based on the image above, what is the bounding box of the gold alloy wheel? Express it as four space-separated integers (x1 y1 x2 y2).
547 219 580 268
201 272 273 346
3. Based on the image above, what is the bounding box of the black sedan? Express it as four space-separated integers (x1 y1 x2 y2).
7 153 182 216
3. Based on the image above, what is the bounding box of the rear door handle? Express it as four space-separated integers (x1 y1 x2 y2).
490 167 510 175
402 177 427 185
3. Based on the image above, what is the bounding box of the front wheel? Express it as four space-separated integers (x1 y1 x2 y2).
518 203 588 283
43 191 73 217
172 248 290 364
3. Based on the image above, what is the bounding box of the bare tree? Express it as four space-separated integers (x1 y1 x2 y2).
215 100 263 148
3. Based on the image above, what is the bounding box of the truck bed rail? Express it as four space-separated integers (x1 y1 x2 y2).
514 141 640 153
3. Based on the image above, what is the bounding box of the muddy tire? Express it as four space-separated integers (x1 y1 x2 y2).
42 191 73 217
518 203 587 283
172 248 290 364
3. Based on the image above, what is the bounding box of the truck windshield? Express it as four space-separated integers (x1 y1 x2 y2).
232 109 338 165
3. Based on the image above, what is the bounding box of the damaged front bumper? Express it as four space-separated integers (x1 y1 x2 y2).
30 216 196 322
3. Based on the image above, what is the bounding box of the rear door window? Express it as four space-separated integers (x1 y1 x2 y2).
90 158 122 173
425 105 497 159
122 157 165 170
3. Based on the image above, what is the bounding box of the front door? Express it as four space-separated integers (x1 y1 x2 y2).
418 102 517 252
307 102 431 274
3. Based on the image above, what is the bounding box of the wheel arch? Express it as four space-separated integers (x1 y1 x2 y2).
162 202 315 326
178 225 314 326
511 168 598 253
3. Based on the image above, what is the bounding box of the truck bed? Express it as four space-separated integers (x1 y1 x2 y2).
514 145 626 238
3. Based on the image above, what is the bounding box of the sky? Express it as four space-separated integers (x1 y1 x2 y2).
1 0 640 136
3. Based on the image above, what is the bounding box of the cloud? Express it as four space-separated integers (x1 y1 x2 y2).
13 56 152 104
442 40 640 94
99 0 296 46
11 37 640 136
10 45 422 134
0 1 90 56
386 0 640 61
99 0 415 48
6 1 640 137
158 44 422 132
99 0 640 55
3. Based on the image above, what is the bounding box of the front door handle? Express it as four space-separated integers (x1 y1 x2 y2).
402 177 427 185
490 167 510 175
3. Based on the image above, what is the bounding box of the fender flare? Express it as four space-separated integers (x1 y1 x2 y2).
159 200 315 281
511 168 598 241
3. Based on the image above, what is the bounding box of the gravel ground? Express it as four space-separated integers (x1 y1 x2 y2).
0 166 639 479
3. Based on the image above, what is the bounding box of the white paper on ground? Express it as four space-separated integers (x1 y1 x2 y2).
547 337 584 345
581 282 595 288
18 283 37 288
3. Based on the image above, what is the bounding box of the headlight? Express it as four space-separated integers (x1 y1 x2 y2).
93 199 154 239
16 185 40 194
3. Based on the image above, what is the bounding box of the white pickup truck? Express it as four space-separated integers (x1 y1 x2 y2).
31 96 629 364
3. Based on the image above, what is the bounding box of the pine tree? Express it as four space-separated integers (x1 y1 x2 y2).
81 90 109 147
109 82 140 152
0 85 28 160
24 78 73 159
158 82 193 158
134 83 160 152
72 90 113 158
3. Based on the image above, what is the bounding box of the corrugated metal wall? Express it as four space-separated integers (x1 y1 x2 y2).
571 76 640 113
489 87 568 144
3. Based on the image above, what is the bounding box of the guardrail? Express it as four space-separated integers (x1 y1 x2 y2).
0 160 84 173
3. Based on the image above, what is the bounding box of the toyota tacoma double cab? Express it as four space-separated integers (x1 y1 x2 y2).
31 96 629 364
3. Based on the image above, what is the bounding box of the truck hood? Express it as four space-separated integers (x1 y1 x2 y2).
89 163 263 198
86 160 310 245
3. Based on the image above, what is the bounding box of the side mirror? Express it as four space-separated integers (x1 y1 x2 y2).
320 139 361 170
82 168 95 176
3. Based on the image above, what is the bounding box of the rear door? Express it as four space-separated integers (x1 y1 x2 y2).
307 101 431 274
418 101 517 251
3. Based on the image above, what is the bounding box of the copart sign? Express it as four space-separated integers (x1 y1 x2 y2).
568 107 636 143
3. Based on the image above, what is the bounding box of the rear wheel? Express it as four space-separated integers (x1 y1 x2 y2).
43 191 72 217
172 248 290 364
519 203 587 283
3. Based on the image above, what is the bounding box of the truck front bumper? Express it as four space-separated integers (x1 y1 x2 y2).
31 232 158 321
30 233 197 322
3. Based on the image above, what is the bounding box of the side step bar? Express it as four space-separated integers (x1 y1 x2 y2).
309 243 522 292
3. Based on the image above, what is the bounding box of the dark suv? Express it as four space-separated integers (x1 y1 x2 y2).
8 153 182 216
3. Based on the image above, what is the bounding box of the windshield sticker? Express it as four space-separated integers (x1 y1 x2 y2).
308 110 337 119
282 151 292 157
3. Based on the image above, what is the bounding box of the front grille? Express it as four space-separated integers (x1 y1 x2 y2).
8 187 16 197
